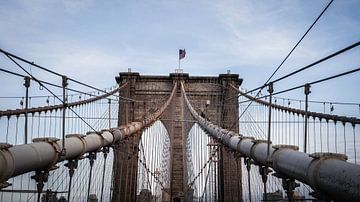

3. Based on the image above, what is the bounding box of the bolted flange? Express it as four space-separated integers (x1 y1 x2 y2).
309 152 347 161
273 144 299 151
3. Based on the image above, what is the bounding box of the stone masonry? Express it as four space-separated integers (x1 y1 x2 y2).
112 72 242 202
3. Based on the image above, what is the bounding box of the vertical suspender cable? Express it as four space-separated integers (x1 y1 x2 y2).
108 99 111 128
87 153 95 202
266 83 273 159
100 148 108 202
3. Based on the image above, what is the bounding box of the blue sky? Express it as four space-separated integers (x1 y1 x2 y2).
0 0 359 116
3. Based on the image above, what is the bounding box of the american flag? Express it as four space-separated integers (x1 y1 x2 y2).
179 49 186 60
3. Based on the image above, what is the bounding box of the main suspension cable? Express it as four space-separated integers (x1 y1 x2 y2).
2 53 98 132
0 67 119 102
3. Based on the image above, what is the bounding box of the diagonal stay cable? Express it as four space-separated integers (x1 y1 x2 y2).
271 40 360 84
0 67 119 102
3 52 99 132
237 0 334 125
224 40 360 105
235 67 360 125
0 48 138 102
272 67 360 97
241 67 360 102
240 40 360 96
265 0 334 85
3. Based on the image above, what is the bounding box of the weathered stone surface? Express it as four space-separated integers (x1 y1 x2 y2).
113 72 242 202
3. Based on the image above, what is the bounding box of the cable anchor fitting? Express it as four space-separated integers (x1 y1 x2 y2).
31 170 50 200
304 83 311 95
282 178 300 201
267 82 274 94
24 76 31 88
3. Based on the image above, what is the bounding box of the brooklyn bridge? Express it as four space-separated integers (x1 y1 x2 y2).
0 1 359 201
0 43 359 201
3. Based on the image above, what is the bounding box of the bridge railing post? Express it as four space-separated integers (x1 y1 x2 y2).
108 99 111 128
61 76 68 156
23 76 31 144
304 83 311 153
266 82 273 159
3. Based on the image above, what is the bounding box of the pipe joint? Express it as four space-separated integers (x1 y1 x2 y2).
33 137 61 170
250 139 269 165
272 144 299 151
0 143 14 188
309 152 347 161
65 134 87 158
110 128 125 142
86 131 105 152
307 152 350 199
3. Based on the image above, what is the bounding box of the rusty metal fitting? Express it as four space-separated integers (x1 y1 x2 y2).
259 166 271 183
24 76 31 88
273 144 299 151
65 160 78 177
240 136 255 141
304 83 311 95
251 139 270 144
0 143 14 184
31 170 49 196
0 143 12 150
309 152 348 161
62 76 68 88
32 137 61 170
0 181 11 189
102 146 110 159
245 158 252 172
268 82 274 94
282 178 300 201
87 152 96 167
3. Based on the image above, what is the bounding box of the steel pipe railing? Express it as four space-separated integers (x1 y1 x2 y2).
181 82 360 201
0 82 177 187
0 82 128 118
230 84 360 125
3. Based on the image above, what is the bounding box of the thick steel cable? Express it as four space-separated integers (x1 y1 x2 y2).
0 77 124 118
241 40 360 98
238 0 334 119
0 56 99 133
0 68 119 104
0 82 177 200
231 67 360 126
0 48 134 101
182 82 360 201
273 96 360 106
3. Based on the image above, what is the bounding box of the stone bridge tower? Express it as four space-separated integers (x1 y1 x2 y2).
112 72 242 202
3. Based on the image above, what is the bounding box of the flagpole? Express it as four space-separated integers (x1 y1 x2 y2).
178 57 180 70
